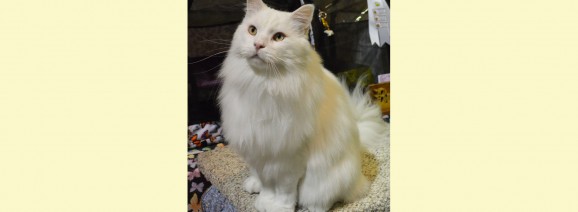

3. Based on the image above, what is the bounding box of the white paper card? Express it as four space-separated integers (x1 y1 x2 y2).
378 73 390 83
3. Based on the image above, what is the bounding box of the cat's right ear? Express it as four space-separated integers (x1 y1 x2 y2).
246 0 265 16
290 4 315 35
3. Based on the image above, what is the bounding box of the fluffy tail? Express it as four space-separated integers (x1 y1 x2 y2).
349 79 389 150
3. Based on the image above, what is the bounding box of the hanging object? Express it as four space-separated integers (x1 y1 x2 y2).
367 0 390 46
318 10 334 36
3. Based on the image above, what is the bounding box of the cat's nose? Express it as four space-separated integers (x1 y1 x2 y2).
254 43 265 51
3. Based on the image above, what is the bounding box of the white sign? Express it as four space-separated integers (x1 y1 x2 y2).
368 0 390 47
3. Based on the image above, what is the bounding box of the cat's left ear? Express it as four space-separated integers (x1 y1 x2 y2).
290 4 315 35
246 0 265 16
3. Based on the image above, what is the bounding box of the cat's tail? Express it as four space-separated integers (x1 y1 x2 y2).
349 79 389 150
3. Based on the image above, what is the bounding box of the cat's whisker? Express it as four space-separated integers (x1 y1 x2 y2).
268 56 290 75
189 50 229 64
263 58 275 77
273 65 280 78
268 58 282 79
207 46 232 50
266 63 272 74
199 39 232 45
206 47 232 53
190 61 224 75
201 38 232 42
200 40 230 43
266 61 275 78
196 47 231 57
264 55 285 79
269 54 289 64
268 59 277 74
269 61 279 79
274 64 282 78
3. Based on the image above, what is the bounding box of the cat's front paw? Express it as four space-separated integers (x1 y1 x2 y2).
243 176 262 194
255 192 295 212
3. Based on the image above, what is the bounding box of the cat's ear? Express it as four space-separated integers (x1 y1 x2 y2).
246 0 265 16
290 4 315 35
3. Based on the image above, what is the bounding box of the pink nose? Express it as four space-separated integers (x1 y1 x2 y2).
254 43 265 51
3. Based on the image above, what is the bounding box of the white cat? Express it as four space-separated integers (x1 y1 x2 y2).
217 0 388 211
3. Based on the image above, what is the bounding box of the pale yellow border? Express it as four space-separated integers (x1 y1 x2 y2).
392 0 578 211
0 1 186 211
2 0 578 211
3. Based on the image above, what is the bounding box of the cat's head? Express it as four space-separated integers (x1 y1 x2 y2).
231 0 315 73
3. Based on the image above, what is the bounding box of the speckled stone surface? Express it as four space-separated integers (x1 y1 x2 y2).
198 127 389 212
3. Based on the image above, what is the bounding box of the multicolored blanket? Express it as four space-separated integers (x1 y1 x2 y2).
188 121 226 212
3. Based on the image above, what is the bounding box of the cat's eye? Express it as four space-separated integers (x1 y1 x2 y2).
248 25 257 35
272 32 285 41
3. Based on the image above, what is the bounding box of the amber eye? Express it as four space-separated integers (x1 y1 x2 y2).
248 25 257 35
272 32 285 41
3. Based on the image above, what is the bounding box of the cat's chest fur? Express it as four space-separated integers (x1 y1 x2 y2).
219 61 323 155
224 81 315 147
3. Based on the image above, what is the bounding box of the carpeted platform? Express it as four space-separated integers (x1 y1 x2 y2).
197 127 389 212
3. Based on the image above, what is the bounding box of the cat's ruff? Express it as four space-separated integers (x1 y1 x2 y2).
217 0 388 211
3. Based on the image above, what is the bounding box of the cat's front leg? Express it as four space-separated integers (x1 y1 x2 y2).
244 167 262 193
254 161 304 212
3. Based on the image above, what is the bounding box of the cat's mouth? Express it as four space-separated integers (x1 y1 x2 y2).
249 54 264 62
247 53 268 71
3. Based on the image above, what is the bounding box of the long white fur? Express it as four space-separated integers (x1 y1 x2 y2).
218 0 388 211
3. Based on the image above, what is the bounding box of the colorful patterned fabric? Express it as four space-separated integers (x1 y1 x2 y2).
188 122 227 212
188 122 224 149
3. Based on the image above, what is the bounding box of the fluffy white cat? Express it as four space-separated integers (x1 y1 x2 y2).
217 0 388 211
